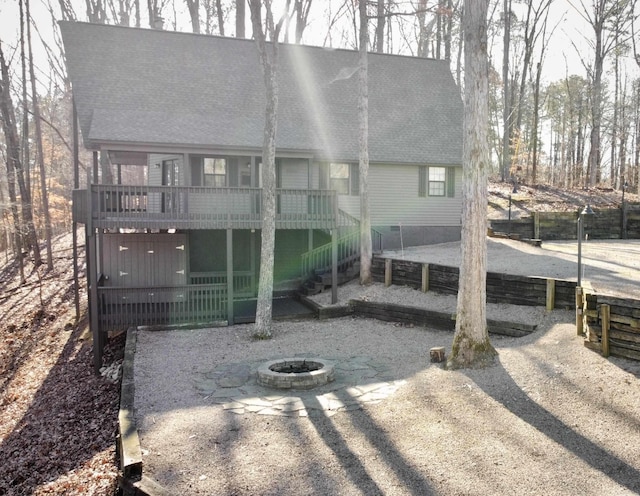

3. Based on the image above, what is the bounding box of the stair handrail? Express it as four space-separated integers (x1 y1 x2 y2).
300 227 383 282
300 230 359 281
337 209 360 228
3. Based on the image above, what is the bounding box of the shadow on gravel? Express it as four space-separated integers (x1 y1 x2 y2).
304 395 436 495
468 361 640 494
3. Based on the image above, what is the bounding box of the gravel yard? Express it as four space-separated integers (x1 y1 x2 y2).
132 238 640 495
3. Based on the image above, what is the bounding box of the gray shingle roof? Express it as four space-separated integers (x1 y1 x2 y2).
60 21 462 165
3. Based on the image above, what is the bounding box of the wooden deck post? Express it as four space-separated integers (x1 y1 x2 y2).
421 263 429 292
384 258 392 287
534 212 540 240
227 228 234 325
331 228 338 304
72 99 80 323
576 286 584 336
546 278 555 311
88 230 101 373
88 151 103 374
601 304 610 358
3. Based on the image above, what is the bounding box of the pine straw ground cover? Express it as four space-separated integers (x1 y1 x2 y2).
0 233 122 496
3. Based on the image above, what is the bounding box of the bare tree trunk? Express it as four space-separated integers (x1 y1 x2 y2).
235 0 244 37
456 4 463 86
359 0 372 285
216 0 225 36
294 0 313 44
611 27 620 186
26 0 53 270
500 0 511 182
186 0 201 33
444 0 454 61
531 62 542 184
0 44 26 284
436 0 444 59
448 0 497 370
249 0 287 339
18 0 41 265
375 0 385 53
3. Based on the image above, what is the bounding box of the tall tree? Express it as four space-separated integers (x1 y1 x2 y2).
375 0 385 53
579 0 631 186
249 0 288 339
448 0 497 370
236 0 244 37
293 0 314 43
185 0 201 33
0 43 27 284
358 0 372 285
26 0 54 270
18 0 41 265
500 0 511 182
513 0 554 182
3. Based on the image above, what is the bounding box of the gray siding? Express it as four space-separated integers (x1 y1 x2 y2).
337 164 462 227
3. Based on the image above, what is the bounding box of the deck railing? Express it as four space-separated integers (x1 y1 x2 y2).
189 271 255 299
75 185 338 230
97 284 228 331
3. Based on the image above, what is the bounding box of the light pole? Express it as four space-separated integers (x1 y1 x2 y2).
577 205 595 287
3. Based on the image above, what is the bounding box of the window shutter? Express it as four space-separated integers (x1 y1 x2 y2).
190 156 202 186
446 167 455 197
275 159 282 188
418 166 426 197
350 163 359 196
228 158 239 187
319 163 329 189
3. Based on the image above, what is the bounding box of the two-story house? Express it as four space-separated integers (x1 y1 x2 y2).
60 21 463 361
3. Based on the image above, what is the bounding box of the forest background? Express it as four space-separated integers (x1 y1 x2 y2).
1 0 640 268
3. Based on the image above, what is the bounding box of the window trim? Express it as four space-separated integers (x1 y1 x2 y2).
329 162 359 196
419 165 455 198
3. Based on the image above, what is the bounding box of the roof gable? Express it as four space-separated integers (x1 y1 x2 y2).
60 21 462 165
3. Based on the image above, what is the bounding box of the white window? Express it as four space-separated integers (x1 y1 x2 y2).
428 166 446 196
204 158 226 187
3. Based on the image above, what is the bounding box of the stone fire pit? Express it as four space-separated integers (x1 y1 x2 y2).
257 357 335 389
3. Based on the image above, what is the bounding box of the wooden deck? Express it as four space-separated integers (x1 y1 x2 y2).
74 185 339 230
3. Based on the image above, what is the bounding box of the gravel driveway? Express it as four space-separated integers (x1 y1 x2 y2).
383 237 640 299
132 237 640 495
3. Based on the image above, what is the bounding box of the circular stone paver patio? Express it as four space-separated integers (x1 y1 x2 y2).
193 354 407 417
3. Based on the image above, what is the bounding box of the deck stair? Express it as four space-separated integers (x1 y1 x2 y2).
300 210 382 296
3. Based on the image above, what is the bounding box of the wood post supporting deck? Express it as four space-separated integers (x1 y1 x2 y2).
331 228 338 304
88 151 103 373
227 228 234 325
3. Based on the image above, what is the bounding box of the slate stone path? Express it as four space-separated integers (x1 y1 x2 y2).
194 355 406 417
